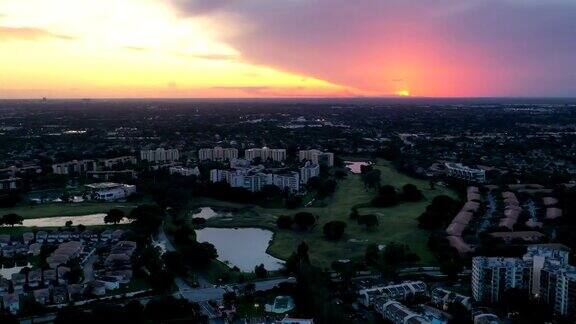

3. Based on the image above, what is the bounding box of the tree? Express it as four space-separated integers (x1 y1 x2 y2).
362 169 381 189
223 291 237 308
383 242 420 267
276 215 294 229
65 220 73 227
371 185 399 207
1 213 23 227
181 241 218 269
254 263 268 278
349 208 359 220
418 195 460 229
128 205 164 236
293 212 316 230
323 221 347 240
364 243 380 266
163 251 187 275
285 196 303 209
104 209 125 224
358 214 379 229
401 184 423 201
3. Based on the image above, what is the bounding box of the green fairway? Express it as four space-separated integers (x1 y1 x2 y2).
0 202 142 219
200 159 456 268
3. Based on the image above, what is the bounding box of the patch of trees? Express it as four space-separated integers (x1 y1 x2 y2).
53 297 206 324
371 184 424 207
103 209 125 224
171 224 218 270
127 205 164 238
364 242 421 277
322 221 347 240
0 192 22 208
357 214 379 229
361 165 381 189
307 177 338 199
0 213 23 226
417 195 460 229
276 212 317 231
132 245 174 293
254 263 268 278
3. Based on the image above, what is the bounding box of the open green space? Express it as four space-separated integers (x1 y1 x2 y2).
193 159 456 268
0 201 144 219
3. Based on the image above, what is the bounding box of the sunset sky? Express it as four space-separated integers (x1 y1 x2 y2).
1 0 575 98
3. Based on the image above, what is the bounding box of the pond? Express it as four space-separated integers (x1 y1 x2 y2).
345 161 371 174
195 227 284 272
0 262 32 279
20 214 132 227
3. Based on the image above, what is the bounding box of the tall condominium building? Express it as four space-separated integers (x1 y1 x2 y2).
245 147 286 162
300 162 320 184
198 147 239 161
472 257 532 303
445 162 486 183
210 168 299 193
472 245 571 305
52 160 98 175
99 156 137 168
298 149 334 167
140 148 179 163
540 264 576 317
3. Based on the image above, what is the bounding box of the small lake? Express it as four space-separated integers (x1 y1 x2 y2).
195 227 284 272
345 161 371 174
20 214 132 227
0 262 32 279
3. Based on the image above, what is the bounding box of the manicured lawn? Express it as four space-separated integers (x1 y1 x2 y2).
0 202 143 219
198 159 456 269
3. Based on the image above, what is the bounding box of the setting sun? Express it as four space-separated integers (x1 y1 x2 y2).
396 90 411 97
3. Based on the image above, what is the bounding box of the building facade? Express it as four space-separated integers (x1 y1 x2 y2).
245 147 287 162
300 162 320 184
140 148 179 163
210 168 299 193
52 160 98 175
445 162 486 183
198 147 239 161
169 166 200 177
298 149 334 167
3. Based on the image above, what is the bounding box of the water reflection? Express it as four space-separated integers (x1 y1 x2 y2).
195 227 284 272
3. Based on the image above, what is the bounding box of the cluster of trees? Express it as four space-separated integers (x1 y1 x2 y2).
361 164 381 189
322 221 347 240
127 205 164 239
306 177 338 200
169 225 218 271
276 212 317 231
103 209 125 224
349 209 379 229
132 245 174 293
365 242 420 277
417 195 460 229
371 184 424 207
0 213 23 226
53 297 206 324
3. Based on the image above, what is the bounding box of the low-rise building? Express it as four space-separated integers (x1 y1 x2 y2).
358 281 427 306
445 162 486 183
85 182 136 201
169 166 200 177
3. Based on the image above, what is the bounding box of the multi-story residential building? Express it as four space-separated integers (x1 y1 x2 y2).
140 148 179 163
431 288 472 310
52 160 98 175
375 300 430 324
298 149 334 167
472 257 532 303
472 245 571 304
358 281 427 306
99 156 137 168
210 168 299 193
86 170 137 181
198 147 239 161
0 177 21 191
300 162 320 184
245 147 286 162
169 166 200 177
445 162 486 183
540 263 576 317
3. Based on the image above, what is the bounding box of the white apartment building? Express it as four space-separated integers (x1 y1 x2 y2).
358 281 427 306
245 147 287 162
472 245 571 305
298 149 334 167
540 264 576 317
375 300 430 324
198 147 239 161
0 178 21 191
100 156 137 168
52 160 98 175
445 162 486 183
140 148 180 163
210 168 299 193
300 162 320 184
169 166 200 177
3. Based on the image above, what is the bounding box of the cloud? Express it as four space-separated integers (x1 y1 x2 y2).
0 26 74 41
123 46 149 51
173 52 239 61
172 0 576 96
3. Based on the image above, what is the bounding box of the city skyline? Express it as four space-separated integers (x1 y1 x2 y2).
1 0 576 99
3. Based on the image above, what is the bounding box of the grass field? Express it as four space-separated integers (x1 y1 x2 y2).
0 201 143 219
198 159 456 268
